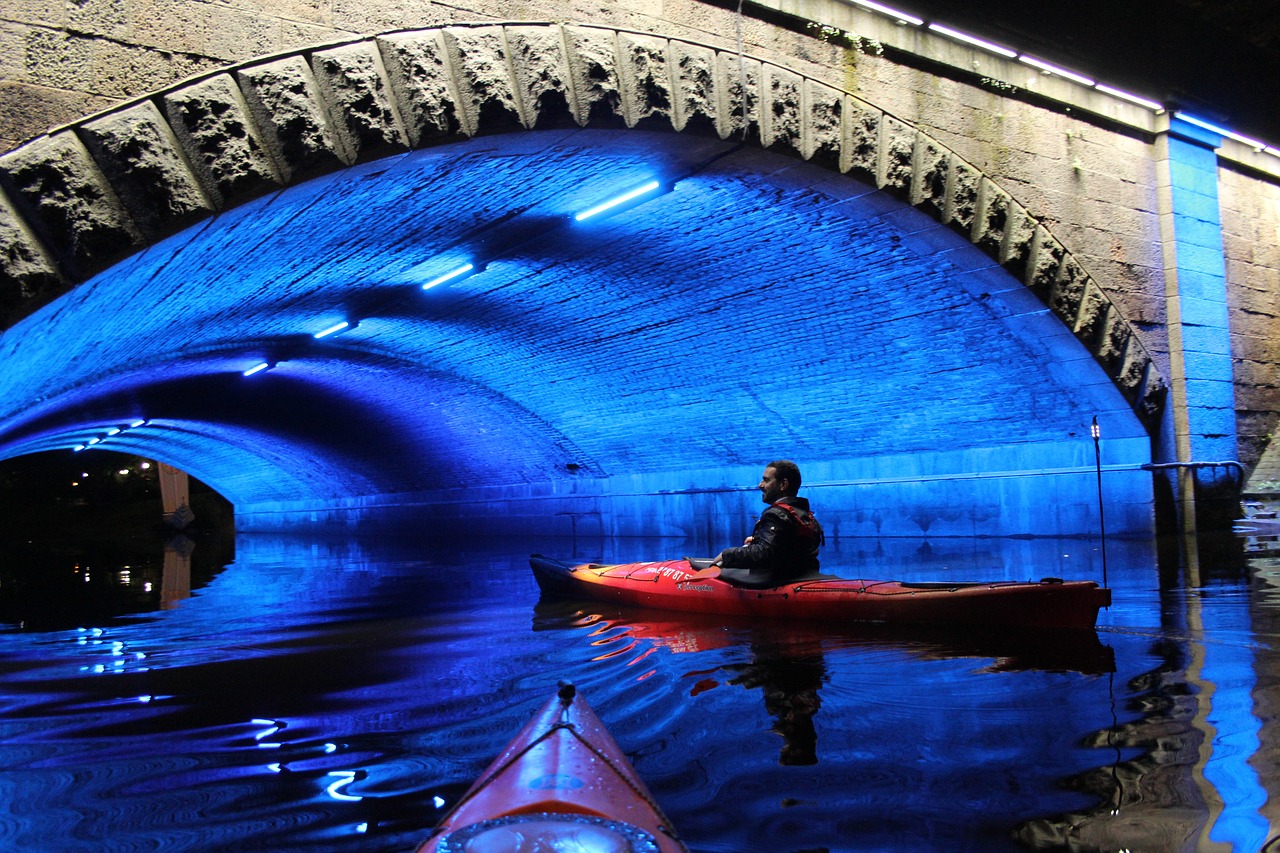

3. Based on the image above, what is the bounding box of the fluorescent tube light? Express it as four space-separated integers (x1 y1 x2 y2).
848 0 923 26
574 180 662 221
1094 84 1162 111
313 320 351 339
1176 113 1266 149
130 419 146 428
74 444 87 452
106 427 122 436
1018 55 1095 87
243 362 271 377
421 262 476 291
926 23 1017 58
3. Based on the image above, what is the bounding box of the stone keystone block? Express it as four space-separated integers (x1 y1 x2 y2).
377 30 466 145
310 42 409 162
80 101 214 241
163 74 283 208
0 132 141 280
238 55 353 180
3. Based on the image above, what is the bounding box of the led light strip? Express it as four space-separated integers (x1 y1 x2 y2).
73 419 149 451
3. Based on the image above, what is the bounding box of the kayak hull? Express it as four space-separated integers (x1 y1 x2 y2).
531 556 1110 631
417 684 688 853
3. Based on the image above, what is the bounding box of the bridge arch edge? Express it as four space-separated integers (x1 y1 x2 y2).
0 21 1167 428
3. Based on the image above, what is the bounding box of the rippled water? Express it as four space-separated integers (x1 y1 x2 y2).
1 531 1276 852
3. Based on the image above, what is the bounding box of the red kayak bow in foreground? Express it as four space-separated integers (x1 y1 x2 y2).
531 556 1110 631
417 683 688 853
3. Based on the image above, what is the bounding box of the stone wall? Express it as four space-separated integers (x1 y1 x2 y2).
1221 165 1280 484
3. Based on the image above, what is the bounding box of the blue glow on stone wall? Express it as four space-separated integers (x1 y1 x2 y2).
0 130 1154 535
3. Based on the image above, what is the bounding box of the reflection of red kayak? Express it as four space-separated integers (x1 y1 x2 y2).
531 556 1110 630
416 683 688 853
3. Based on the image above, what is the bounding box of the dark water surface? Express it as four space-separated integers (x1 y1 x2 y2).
1 531 1276 852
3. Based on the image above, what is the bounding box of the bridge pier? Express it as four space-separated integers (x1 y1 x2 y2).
1155 117 1243 532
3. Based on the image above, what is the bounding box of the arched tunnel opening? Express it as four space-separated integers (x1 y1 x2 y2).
0 128 1155 540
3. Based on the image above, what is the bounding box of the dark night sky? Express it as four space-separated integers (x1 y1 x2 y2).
894 0 1280 145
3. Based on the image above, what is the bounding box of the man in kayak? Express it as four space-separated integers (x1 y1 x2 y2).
711 460 824 587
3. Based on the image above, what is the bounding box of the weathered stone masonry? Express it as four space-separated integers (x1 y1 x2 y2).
0 22 1167 428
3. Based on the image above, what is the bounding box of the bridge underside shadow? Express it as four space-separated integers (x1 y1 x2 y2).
0 129 1154 538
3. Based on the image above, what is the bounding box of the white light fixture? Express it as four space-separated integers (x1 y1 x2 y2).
421 262 476 291
313 320 351 339
574 180 662 222
1018 55 1095 87
74 444 87 452
848 0 923 26
1094 83 1162 111
243 362 272 377
106 427 122 436
1176 112 1266 149
926 23 1017 58
130 419 146 428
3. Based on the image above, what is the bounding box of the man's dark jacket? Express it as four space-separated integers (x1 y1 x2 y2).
718 495 824 586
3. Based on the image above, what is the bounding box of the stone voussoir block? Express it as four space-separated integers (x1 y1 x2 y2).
1097 302 1132 373
504 25 577 131
1025 225 1064 298
973 176 1009 259
878 114 913 197
911 132 947 215
841 96 880 181
761 63 802 156
440 25 524 136
310 42 410 162
804 79 842 168
617 31 675 132
0 187 65 320
377 29 466 146
1048 255 1089 328
163 73 283 208
0 131 141 280
238 55 353 180
946 157 980 234
79 100 214 241
670 40 719 136
1073 279 1109 347
562 26 625 129
715 48 761 141
1000 199 1037 275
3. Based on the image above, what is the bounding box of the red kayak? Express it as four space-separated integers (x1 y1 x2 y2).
531 556 1110 630
416 683 688 853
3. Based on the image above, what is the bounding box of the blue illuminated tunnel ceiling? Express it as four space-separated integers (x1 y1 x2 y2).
0 128 1141 509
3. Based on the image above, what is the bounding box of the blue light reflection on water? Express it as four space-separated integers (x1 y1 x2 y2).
0 532 1270 852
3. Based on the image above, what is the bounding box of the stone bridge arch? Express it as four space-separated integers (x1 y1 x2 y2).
0 22 1166 425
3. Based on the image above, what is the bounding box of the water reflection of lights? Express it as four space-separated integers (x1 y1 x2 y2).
252 718 284 748
326 770 364 802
